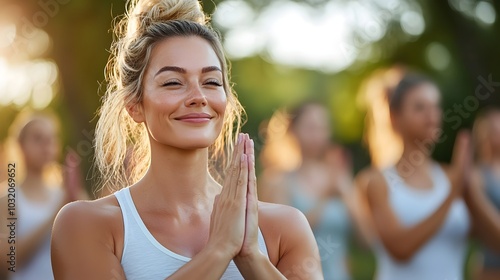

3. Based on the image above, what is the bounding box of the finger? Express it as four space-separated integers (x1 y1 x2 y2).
223 134 243 199
245 146 259 240
244 134 253 156
248 139 257 203
235 154 248 200
231 133 243 163
451 130 472 172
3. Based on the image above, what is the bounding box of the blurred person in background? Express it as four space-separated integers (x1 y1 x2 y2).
362 73 500 280
259 102 374 280
363 73 471 280
0 112 86 280
470 107 500 280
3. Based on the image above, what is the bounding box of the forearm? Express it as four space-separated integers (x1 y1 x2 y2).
166 247 232 280
384 193 455 260
234 252 286 280
345 191 375 247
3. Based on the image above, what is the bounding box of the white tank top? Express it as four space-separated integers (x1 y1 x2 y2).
373 163 470 280
114 187 269 280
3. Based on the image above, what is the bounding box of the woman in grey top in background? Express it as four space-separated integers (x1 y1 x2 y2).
472 107 500 280
259 102 373 280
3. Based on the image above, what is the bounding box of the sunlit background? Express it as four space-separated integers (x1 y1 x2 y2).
0 0 499 277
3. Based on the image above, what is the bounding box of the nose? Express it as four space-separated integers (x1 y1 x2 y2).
185 84 207 107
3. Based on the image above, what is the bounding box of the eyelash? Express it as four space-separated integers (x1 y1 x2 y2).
205 79 223 87
161 79 222 87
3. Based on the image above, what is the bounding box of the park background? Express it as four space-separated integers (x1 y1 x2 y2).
0 0 499 279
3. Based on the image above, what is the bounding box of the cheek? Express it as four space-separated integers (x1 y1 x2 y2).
143 94 180 124
210 92 227 118
22 143 40 161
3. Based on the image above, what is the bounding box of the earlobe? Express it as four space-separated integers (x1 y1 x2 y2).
126 102 145 123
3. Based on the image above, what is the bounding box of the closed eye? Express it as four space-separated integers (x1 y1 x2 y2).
161 80 182 87
204 79 223 87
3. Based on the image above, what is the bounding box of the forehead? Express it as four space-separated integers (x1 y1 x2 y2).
23 119 57 137
405 83 441 103
147 36 221 73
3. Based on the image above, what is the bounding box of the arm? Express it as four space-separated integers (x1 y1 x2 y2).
464 168 500 252
342 171 377 247
366 171 458 262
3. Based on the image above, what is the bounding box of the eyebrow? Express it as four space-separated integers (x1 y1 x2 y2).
155 66 222 77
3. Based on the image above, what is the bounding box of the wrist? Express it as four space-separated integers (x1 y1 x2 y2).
204 242 237 263
234 251 281 280
233 249 266 266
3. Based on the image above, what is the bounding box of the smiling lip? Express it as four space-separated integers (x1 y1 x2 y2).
174 113 213 123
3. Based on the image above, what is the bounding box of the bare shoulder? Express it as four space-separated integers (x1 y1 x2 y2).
54 195 121 229
257 202 314 263
355 166 382 192
258 201 309 230
361 167 388 198
52 194 123 256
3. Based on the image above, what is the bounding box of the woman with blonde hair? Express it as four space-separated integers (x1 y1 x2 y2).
51 0 321 279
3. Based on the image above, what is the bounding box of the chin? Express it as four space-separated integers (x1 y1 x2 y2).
160 132 220 150
178 139 216 150
414 130 440 143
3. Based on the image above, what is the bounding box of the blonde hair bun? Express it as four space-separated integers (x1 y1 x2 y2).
127 0 207 36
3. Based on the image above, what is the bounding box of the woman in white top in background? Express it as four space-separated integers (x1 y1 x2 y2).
364 73 500 280
51 0 321 279
0 113 84 280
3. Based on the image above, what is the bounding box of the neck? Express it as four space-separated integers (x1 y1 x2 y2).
137 141 218 210
21 167 46 191
397 137 433 172
299 154 323 169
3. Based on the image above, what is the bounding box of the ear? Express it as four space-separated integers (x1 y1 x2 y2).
126 101 145 123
